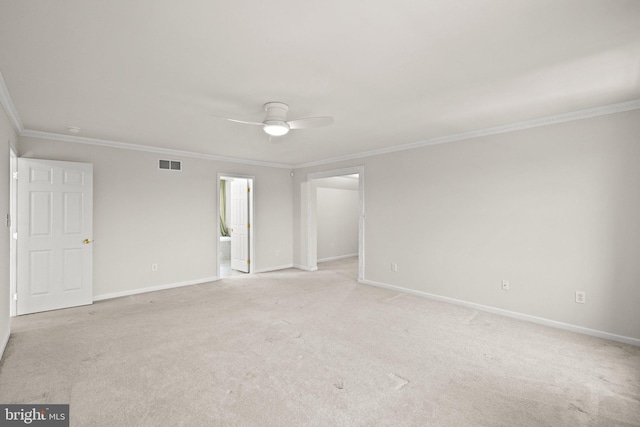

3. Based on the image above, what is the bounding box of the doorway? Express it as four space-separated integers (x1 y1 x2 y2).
307 166 365 281
218 174 254 278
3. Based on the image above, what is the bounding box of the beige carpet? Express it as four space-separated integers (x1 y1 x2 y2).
1 257 639 426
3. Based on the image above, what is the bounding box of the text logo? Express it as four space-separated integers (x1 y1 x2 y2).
1 405 69 426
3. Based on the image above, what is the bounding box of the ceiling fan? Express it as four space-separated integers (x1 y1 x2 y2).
213 102 333 137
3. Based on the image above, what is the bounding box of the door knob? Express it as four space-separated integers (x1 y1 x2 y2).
83 238 92 244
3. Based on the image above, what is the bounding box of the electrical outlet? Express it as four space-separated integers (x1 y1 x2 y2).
575 291 586 304
391 263 398 272
501 280 510 291
151 263 158 271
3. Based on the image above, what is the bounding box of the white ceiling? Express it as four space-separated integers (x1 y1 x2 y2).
1 0 639 167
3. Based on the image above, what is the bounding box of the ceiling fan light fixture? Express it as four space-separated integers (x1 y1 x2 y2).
213 102 333 138
263 121 290 136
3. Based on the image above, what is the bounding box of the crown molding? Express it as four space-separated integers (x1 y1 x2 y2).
4 59 638 171
20 129 292 169
0 69 24 134
292 98 640 169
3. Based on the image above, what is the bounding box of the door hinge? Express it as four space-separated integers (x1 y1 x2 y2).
13 293 18 301
247 259 251 265
5 214 10 228
12 172 18 180
247 223 250 229
247 187 250 193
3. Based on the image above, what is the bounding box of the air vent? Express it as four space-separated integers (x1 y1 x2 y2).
158 159 181 171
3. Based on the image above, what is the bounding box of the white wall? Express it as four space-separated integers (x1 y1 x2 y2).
293 109 640 341
18 137 293 298
0 103 18 358
316 186 358 261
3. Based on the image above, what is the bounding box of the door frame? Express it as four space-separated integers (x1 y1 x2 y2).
306 166 365 281
9 146 17 317
217 173 254 278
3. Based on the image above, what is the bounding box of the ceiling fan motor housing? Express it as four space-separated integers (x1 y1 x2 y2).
262 102 291 136
263 102 289 122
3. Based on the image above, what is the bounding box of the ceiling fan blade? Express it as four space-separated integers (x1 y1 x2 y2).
211 115 264 126
287 116 334 130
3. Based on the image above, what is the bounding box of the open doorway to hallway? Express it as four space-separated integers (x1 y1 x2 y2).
314 174 359 265
218 175 254 278
307 166 364 281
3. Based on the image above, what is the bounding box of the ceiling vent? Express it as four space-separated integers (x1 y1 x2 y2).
158 159 181 171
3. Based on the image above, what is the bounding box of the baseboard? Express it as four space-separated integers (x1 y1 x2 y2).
93 276 219 301
0 327 10 362
253 264 294 274
358 278 640 347
318 253 358 263
293 264 318 272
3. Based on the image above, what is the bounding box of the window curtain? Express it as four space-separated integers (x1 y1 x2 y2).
220 180 229 237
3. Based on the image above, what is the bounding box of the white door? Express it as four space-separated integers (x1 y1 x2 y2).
17 158 93 315
230 179 249 273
